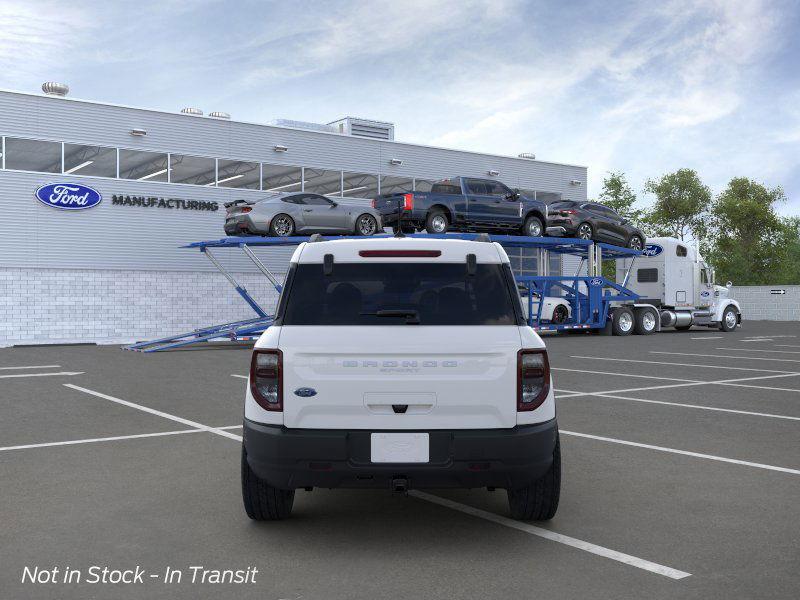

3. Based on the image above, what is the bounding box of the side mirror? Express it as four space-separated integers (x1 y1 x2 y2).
726 281 732 288
329 201 338 208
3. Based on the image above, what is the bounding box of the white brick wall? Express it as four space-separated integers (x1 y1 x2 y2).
1 268 282 347
729 285 800 322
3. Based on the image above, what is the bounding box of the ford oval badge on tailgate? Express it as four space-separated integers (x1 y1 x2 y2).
294 387 317 397
35 183 102 210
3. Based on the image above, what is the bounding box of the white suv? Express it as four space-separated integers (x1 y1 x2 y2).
241 236 560 521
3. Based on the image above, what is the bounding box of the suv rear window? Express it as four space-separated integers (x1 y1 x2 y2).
278 262 521 326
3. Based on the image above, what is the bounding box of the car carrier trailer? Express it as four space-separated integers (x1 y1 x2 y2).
125 232 741 352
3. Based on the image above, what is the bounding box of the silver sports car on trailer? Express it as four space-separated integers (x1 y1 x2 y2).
224 192 383 237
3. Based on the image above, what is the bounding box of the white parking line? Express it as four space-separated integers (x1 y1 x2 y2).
690 336 723 340
715 347 800 355
0 425 244 453
231 374 247 379
64 384 243 441
0 364 61 370
570 355 796 374
556 388 800 421
410 491 691 579
560 430 800 475
777 344 800 349
0 371 84 379
651 351 800 364
552 367 699 383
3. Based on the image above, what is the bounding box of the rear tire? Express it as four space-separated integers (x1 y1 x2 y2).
627 235 644 251
425 209 449 234
269 214 295 237
241 447 294 520
612 307 634 336
508 435 560 521
633 308 657 335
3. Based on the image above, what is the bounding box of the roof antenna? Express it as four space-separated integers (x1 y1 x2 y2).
393 197 406 238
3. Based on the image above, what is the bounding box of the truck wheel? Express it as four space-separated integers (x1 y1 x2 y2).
552 304 568 324
612 307 634 336
425 210 449 234
719 306 739 332
241 447 294 520
522 215 544 237
633 308 657 335
507 435 560 521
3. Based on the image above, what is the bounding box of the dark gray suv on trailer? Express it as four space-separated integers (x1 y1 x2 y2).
224 192 383 237
546 200 646 249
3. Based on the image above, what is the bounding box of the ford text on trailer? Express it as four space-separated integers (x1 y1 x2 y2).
241 236 560 521
614 237 741 333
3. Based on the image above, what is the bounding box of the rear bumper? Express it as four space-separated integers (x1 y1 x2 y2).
243 419 558 490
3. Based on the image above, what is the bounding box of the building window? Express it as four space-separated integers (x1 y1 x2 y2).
262 164 302 193
4 137 61 173
170 154 216 186
414 179 436 192
341 172 378 199
217 159 260 189
63 144 117 177
379 175 413 195
304 168 342 196
119 149 169 182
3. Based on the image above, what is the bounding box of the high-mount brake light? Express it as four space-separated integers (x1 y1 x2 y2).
250 349 282 411
402 193 414 211
517 349 550 411
358 250 441 258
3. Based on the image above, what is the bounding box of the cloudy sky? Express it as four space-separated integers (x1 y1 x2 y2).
2 0 798 213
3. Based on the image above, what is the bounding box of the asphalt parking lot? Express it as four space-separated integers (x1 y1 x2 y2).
1 321 799 599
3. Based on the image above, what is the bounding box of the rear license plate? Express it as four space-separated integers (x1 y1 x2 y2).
370 433 429 463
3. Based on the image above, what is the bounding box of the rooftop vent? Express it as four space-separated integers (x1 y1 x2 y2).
42 82 69 97
269 119 337 134
328 117 394 141
180 107 203 116
209 111 230 119
518 152 536 160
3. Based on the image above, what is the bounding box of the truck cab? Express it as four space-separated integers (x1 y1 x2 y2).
616 237 741 332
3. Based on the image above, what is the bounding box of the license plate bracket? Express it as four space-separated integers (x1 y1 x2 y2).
370 433 429 463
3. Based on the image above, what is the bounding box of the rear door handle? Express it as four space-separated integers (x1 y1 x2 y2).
303 209 313 212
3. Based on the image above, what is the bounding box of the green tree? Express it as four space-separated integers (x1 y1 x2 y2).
706 178 796 285
598 171 644 228
642 169 711 241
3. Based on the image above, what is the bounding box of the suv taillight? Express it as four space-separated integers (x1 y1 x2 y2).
402 193 414 211
371 199 377 209
518 349 550 411
241 207 252 213
250 349 282 411
560 209 576 215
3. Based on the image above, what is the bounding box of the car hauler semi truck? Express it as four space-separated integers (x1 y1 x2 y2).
614 237 741 334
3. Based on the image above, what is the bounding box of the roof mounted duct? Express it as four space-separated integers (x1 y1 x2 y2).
42 82 69 96
180 107 203 116
209 111 230 119
328 117 394 141
518 152 536 160
269 119 336 134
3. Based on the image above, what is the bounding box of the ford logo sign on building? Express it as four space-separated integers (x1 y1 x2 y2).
642 244 664 257
35 183 102 210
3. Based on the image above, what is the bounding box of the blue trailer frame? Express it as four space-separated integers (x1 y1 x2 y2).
125 233 641 351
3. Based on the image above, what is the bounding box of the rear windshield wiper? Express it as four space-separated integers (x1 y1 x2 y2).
360 309 420 324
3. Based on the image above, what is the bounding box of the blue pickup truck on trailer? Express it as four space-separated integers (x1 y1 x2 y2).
372 177 549 237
